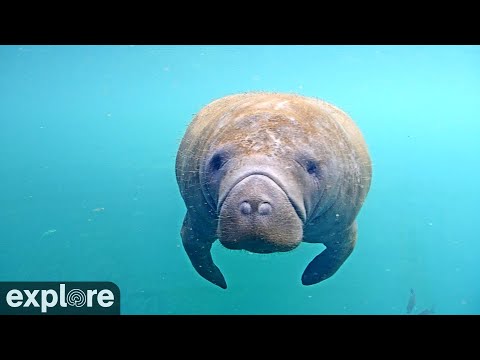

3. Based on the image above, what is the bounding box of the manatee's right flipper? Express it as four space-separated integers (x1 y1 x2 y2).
180 213 227 289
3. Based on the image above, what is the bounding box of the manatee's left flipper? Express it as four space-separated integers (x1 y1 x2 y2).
181 213 227 289
301 222 358 286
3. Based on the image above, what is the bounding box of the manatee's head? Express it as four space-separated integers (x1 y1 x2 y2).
199 112 337 254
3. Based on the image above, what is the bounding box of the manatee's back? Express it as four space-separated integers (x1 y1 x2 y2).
175 92 372 208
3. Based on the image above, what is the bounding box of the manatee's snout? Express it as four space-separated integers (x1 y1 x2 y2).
218 174 303 253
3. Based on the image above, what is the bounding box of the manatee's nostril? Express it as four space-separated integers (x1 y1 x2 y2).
240 201 252 215
258 202 272 215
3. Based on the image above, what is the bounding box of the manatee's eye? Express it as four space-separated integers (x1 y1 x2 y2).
209 151 229 172
306 160 318 175
295 157 320 177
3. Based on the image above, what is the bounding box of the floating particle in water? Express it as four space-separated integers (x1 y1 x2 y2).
92 207 105 213
307 295 312 299
106 113 112 117
163 66 170 72
461 299 468 305
40 229 57 240
298 85 303 89
428 222 433 226
385 268 391 272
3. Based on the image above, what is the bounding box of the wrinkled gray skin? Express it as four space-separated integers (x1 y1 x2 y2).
175 92 372 289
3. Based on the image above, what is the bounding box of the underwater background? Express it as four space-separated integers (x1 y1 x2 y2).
0 45 478 315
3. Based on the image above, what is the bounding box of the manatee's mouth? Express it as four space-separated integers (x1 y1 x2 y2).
217 171 306 223
221 238 293 254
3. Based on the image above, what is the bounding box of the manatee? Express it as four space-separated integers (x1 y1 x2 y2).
175 92 372 289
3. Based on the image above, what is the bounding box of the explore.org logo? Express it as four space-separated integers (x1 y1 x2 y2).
0 282 120 315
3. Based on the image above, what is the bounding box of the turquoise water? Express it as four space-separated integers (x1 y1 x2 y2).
0 45 479 315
